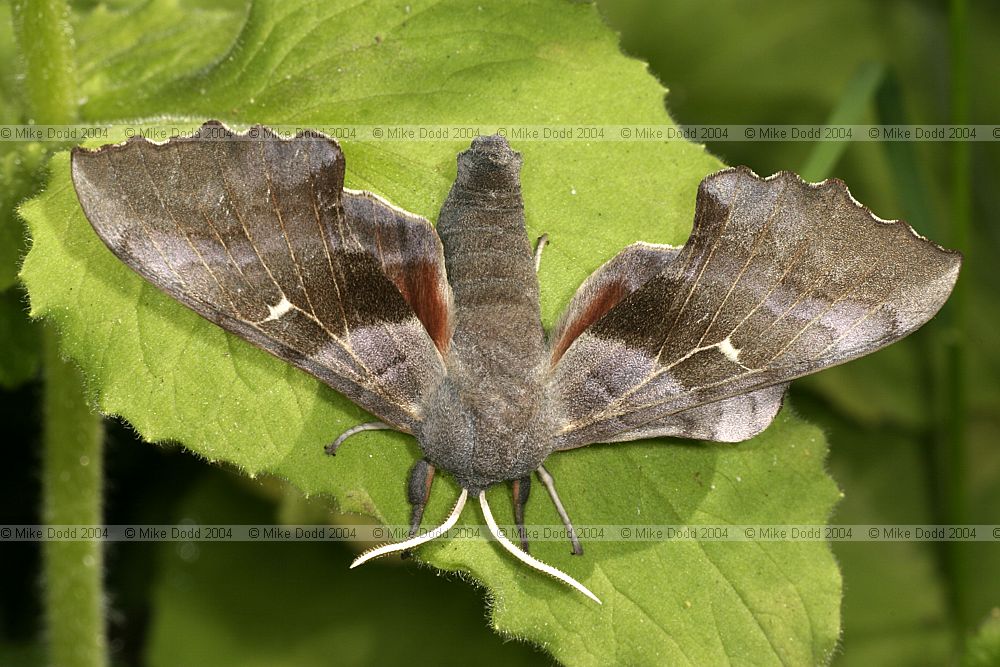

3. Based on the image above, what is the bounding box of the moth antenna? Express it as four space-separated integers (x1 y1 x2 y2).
351 489 468 568
325 421 391 456
478 491 601 605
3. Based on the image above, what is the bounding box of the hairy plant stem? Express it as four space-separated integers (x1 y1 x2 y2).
11 0 78 125
12 2 108 666
41 329 107 667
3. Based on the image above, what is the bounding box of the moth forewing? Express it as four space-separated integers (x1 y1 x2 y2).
549 167 961 451
71 122 449 436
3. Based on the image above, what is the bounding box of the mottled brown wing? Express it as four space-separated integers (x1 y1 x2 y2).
71 121 451 433
550 166 961 448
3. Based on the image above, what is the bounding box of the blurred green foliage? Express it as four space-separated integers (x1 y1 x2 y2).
598 0 1000 663
1 0 998 665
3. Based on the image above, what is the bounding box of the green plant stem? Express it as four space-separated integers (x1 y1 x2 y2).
41 328 107 667
799 61 883 182
12 2 105 665
11 0 79 124
873 74 933 234
875 69 968 651
944 0 971 645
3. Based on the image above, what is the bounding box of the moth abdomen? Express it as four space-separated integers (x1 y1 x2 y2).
451 135 524 193
417 136 554 492
436 137 546 372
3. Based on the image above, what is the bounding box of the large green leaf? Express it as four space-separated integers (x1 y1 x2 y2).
72 0 246 117
20 0 842 662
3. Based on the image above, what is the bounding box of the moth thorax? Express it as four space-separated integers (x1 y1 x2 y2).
415 375 555 494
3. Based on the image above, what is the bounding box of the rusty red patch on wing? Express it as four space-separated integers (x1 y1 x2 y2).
390 259 451 353
551 280 627 364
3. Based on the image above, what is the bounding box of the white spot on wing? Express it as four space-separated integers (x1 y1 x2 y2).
718 336 741 363
262 296 293 322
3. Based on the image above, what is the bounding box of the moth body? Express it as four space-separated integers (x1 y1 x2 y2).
70 122 962 603
419 136 555 493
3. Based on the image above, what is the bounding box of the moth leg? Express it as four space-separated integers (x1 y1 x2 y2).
324 421 391 456
533 233 549 273
406 459 436 536
536 464 583 555
511 475 532 553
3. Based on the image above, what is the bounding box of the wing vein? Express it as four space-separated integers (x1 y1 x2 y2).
197 207 255 293
811 298 889 360
260 142 320 320
102 150 188 288
696 180 787 347
726 239 809 343
214 141 370 367
765 260 882 366
214 142 287 297
303 141 351 336
658 177 746 358
147 144 242 313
